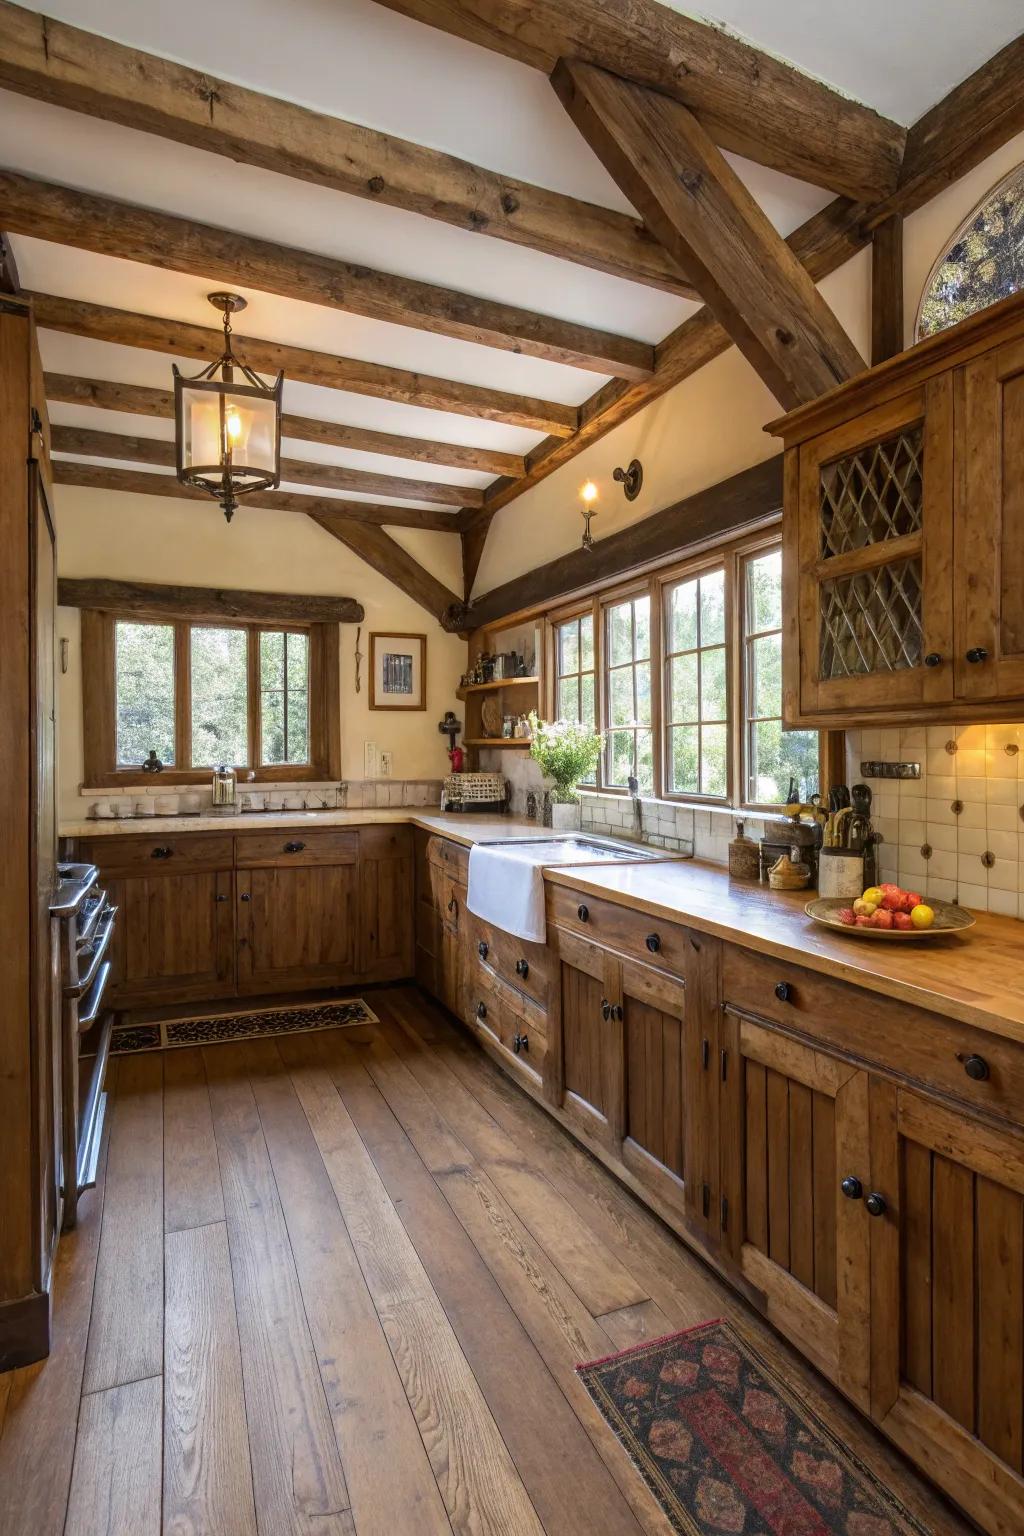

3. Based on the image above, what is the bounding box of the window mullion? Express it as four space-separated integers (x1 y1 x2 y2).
247 625 260 770
175 622 191 770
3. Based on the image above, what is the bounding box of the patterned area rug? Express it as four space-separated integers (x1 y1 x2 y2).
577 1320 931 1536
110 998 379 1055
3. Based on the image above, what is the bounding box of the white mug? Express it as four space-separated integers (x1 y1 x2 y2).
91 799 113 819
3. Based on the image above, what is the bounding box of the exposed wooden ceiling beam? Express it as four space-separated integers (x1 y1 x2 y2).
871 216 904 365
30 292 577 437
553 60 865 413
372 0 904 202
0 0 695 300
58 577 364 625
467 35 1024 527
0 231 20 294
50 422 479 508
460 516 494 601
308 515 465 629
0 171 653 380
45 372 523 479
51 460 459 532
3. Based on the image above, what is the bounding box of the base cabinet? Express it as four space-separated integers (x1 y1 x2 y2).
236 863 358 993
105 867 236 1007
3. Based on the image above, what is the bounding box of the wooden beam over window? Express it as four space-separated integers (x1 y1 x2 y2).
0 0 695 299
31 293 577 437
50 423 481 509
58 577 363 625
1 171 654 380
52 461 460 532
45 373 524 479
372 0 904 202
552 60 866 412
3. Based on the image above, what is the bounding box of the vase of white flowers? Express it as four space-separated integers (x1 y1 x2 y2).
528 713 603 831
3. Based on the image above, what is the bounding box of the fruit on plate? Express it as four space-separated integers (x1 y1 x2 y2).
854 915 873 926
910 903 935 930
852 896 877 917
861 886 884 907
880 890 904 911
893 911 914 931
836 907 857 926
871 909 894 930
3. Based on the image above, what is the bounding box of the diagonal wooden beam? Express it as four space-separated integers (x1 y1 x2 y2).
49 423 480 508
552 60 865 412
308 515 464 629
30 293 577 437
372 0 904 202
0 171 653 380
0 231 19 294
45 373 523 479
0 0 695 299
51 460 459 532
460 516 494 601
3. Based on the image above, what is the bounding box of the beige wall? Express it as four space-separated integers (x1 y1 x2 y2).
474 128 1024 598
54 483 466 814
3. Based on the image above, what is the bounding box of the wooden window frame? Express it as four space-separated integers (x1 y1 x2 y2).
600 583 658 796
660 554 731 806
81 608 341 787
549 606 599 786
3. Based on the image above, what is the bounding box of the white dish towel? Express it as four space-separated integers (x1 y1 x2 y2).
467 842 558 943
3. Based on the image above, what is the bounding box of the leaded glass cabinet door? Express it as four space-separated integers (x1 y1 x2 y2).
794 380 954 719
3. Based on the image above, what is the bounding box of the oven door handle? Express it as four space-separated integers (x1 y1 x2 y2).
67 905 118 999
77 959 112 1030
77 890 108 947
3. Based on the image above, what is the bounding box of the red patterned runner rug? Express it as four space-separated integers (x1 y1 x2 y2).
576 1320 931 1536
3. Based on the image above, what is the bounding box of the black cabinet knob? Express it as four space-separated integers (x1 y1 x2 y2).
774 981 793 1003
476 1001 487 1020
841 1176 863 1201
478 941 489 959
448 896 457 914
513 1032 529 1055
240 892 251 902
613 1003 624 1022
150 845 172 859
601 998 611 1021
515 957 529 978
923 652 943 668
645 933 661 953
577 903 589 922
215 893 228 902
965 646 989 664
964 1054 990 1081
284 840 305 853
865 1192 887 1218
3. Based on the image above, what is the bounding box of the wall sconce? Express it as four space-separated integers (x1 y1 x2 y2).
579 479 598 551
613 458 643 501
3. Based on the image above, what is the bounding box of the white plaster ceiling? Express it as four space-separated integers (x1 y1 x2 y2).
4 0 1022 514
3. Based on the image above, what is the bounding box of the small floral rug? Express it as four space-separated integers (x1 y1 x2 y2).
110 998 379 1055
577 1320 931 1535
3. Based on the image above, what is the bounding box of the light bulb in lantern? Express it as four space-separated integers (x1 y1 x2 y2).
225 409 242 442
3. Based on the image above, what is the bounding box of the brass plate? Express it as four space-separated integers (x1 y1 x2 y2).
480 696 503 738
805 895 976 940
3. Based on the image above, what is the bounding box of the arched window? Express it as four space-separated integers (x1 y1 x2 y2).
916 162 1024 339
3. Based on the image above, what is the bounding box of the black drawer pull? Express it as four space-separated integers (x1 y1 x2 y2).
965 646 989 664
284 840 305 853
577 903 589 922
515 958 529 978
841 1176 863 1201
150 845 173 859
612 1002 623 1023
240 892 251 902
601 998 611 1021
701 1037 710 1070
448 896 457 914
513 1032 529 1055
476 1001 487 1020
963 1054 990 1082
645 932 661 953
478 940 489 959
774 981 793 1003
865 1191 887 1218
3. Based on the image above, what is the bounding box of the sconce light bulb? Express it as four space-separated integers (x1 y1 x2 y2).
580 479 598 504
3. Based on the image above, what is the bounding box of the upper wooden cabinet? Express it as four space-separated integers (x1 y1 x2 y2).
771 291 1024 725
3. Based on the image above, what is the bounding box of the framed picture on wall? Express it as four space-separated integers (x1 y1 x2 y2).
369 632 427 711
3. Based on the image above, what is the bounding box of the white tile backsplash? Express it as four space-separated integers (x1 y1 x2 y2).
846 723 1024 918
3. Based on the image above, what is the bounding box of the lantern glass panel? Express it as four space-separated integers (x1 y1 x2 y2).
180 385 277 476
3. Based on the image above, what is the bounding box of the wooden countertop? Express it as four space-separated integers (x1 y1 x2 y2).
60 808 546 843
545 860 1024 1046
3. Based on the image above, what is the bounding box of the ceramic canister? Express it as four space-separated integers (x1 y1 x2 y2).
817 846 865 899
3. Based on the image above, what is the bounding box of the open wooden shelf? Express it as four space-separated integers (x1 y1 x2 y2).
456 676 539 698
463 737 533 749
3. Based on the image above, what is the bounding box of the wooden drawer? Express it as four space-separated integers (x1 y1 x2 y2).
548 883 691 977
723 944 1024 1128
83 832 234 876
465 911 550 1010
425 834 470 882
467 972 546 1080
235 829 358 867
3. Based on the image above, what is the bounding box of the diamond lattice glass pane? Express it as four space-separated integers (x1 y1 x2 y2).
819 558 923 678
819 429 923 558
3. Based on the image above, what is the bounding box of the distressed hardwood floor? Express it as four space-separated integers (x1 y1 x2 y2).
0 986 967 1536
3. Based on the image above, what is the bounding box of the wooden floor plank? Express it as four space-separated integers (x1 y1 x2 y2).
163 1048 225 1233
239 1039 454 1536
83 1052 164 1395
64 1375 162 1536
0 1072 112 1536
595 1298 676 1353
279 1031 550 1536
202 1043 354 1536
164 1221 258 1536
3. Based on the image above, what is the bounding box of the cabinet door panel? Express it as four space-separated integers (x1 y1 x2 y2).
620 956 687 1219
237 864 357 992
108 869 235 1004
870 1083 1024 1527
549 929 621 1148
360 851 414 979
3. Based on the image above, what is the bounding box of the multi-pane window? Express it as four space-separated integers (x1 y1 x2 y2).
191 625 249 767
115 621 176 768
664 567 728 798
742 549 819 804
260 630 310 765
603 593 653 792
554 612 596 783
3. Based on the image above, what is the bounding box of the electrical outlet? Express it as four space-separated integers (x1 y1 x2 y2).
364 741 379 778
380 750 393 777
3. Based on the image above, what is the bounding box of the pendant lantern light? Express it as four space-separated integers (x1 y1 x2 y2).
173 292 283 523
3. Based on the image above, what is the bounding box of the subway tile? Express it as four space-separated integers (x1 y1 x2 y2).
957 827 988 855
987 802 1022 832
926 848 957 879
986 724 1020 751
957 881 989 910
899 847 927 880
986 748 1019 779
986 777 1020 804
988 858 1019 892
926 820 957 852
986 829 1019 860
927 725 953 752
955 724 987 751
898 776 925 800
926 877 956 903
958 800 987 829
926 798 955 825
957 852 987 882
986 887 1018 918
928 775 956 800
955 776 986 802
875 791 900 819
926 746 953 775
879 729 902 758
900 726 926 752
954 749 987 779
858 729 882 758
900 819 925 847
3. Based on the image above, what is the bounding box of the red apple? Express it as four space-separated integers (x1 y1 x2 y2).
881 891 904 911
880 883 901 896
854 915 873 927
902 891 922 910
872 909 894 930
837 907 857 926
893 911 914 931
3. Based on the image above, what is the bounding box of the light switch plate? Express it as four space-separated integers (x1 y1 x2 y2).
380 750 392 776
364 741 379 777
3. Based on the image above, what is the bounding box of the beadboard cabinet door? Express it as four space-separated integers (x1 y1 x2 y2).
236 863 358 994
546 926 623 1151
106 868 236 1006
